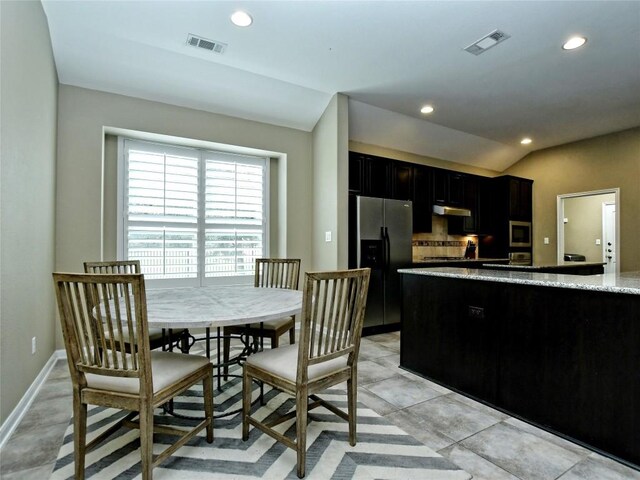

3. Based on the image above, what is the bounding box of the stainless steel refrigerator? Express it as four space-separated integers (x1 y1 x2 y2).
356 196 413 329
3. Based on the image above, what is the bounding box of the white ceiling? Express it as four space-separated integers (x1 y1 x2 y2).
41 1 640 171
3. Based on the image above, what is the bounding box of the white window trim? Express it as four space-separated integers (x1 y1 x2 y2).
117 137 270 288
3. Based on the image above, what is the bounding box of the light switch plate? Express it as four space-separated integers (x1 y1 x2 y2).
595 239 601 245
325 231 332 242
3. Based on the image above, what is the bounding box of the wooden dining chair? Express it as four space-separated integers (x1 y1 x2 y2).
242 268 371 478
84 260 185 352
53 272 214 480
222 258 301 378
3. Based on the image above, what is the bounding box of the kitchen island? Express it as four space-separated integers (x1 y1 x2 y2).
399 267 639 469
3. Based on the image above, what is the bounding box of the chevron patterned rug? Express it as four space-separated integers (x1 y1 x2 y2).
51 356 471 479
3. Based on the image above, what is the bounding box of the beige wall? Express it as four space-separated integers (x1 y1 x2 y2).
505 128 640 271
563 193 615 262
56 85 314 347
0 1 58 424
312 94 349 270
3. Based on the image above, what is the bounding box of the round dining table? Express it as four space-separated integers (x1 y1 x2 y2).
145 284 303 329
144 284 303 418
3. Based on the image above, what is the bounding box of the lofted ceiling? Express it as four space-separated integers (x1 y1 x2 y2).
41 1 640 171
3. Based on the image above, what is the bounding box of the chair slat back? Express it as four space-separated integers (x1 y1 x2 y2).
297 269 370 380
84 261 142 304
84 260 141 274
53 273 151 388
254 258 301 290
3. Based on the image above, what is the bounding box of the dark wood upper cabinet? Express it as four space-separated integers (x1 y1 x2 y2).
433 169 464 206
448 174 478 234
348 152 390 197
503 176 533 221
412 166 432 233
365 157 390 198
390 162 413 200
476 176 495 235
348 152 532 242
348 153 364 194
515 178 533 221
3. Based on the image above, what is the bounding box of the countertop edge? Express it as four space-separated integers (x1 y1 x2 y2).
398 267 640 295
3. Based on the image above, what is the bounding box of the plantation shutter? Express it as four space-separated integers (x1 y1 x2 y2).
204 154 264 278
121 139 267 285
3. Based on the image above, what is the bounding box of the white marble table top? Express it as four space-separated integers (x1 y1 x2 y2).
144 285 303 328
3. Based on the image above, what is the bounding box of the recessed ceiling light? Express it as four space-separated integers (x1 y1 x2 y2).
231 10 252 27
562 36 587 50
520 137 532 145
420 105 435 114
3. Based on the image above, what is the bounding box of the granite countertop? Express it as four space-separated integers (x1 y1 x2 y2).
398 267 640 295
483 261 606 270
414 257 509 264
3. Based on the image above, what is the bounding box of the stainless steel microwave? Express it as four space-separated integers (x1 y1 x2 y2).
509 220 532 247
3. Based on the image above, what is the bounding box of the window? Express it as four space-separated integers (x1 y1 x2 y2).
118 139 268 286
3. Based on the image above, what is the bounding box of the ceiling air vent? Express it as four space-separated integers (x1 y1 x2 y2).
186 34 227 54
464 29 510 55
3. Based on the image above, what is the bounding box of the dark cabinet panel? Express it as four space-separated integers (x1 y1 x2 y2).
498 286 639 465
412 166 432 233
432 169 447 204
476 177 495 235
448 173 464 206
365 157 390 198
348 153 363 194
433 169 464 206
507 176 533 221
390 162 413 200
402 275 498 402
348 152 390 198
449 175 479 234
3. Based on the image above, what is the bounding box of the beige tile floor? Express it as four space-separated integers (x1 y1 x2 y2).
1 332 639 480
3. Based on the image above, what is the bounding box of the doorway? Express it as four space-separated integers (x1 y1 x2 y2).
557 188 620 274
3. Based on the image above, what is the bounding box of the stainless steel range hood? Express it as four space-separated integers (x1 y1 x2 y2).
433 204 471 217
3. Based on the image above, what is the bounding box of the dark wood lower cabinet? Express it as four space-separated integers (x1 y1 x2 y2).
402 276 497 402
401 273 640 468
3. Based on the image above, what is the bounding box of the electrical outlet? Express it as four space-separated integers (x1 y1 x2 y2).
544 237 550 245
31 336 37 355
468 306 485 319
325 231 332 242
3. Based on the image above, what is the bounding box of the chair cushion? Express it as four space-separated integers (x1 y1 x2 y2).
85 351 210 395
245 344 348 383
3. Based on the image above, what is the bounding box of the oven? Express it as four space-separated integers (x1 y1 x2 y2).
509 220 532 248
509 251 532 266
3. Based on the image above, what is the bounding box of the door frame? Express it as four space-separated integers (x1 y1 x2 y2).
602 201 616 274
556 188 620 274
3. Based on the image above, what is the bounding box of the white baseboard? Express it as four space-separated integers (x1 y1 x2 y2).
0 349 67 449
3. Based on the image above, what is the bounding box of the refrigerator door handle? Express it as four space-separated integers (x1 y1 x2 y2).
379 226 386 268
383 227 391 271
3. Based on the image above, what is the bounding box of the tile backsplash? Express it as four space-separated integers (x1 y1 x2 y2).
412 216 478 261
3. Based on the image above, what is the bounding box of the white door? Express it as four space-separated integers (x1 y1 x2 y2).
603 203 616 274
